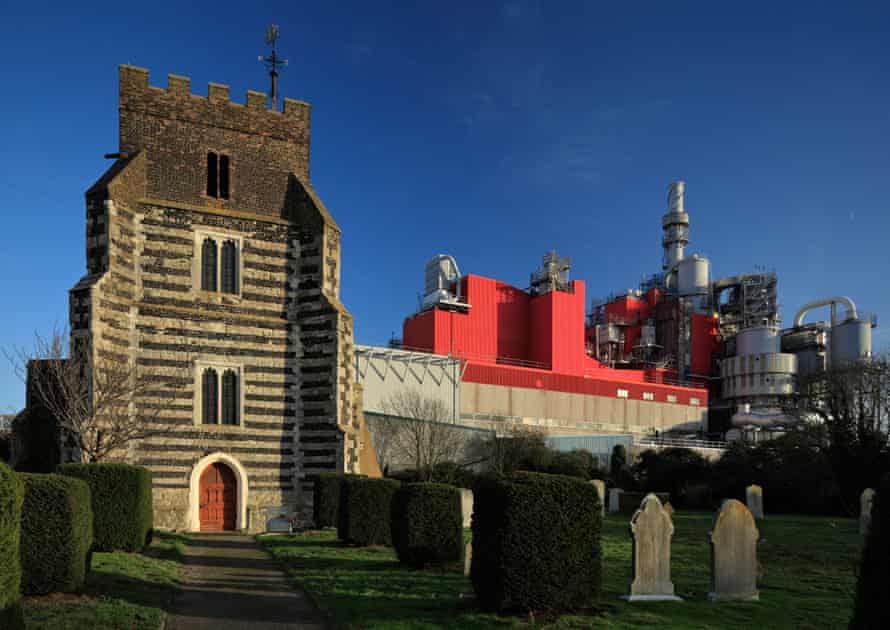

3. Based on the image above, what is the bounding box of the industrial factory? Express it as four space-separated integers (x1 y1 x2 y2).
356 181 876 442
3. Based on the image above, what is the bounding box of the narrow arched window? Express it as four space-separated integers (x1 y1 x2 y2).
221 240 239 294
221 369 239 425
219 155 230 199
207 152 218 198
201 238 217 291
202 368 218 424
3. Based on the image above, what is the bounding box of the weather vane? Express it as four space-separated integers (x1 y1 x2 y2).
259 24 288 111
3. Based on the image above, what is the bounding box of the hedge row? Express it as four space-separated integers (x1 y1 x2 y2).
391 483 462 566
20 473 93 594
0 462 24 630
338 477 401 546
313 472 364 528
471 472 602 612
58 463 153 551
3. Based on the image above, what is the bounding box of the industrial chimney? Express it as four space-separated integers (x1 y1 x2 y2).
662 181 690 271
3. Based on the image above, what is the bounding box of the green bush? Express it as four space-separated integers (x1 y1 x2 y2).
851 474 890 628
0 462 24 630
11 406 60 473
338 477 400 546
313 473 364 528
391 483 462 566
634 448 709 508
471 472 601 612
547 449 598 480
57 463 153 551
20 473 93 594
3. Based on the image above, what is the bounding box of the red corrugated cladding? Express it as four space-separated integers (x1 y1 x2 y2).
463 361 707 405
691 313 719 376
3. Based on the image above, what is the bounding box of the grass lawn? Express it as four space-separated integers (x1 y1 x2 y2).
260 512 861 629
22 531 186 630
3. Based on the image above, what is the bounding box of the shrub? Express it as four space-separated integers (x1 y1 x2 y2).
547 449 597 480
634 448 709 507
11 406 60 473
471 472 601 612
338 477 400 546
0 462 24 630
19 473 93 594
851 474 890 628
391 483 462 566
57 463 153 551
313 473 364 528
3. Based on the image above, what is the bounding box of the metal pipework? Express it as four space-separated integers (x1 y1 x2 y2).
793 296 858 328
661 180 690 271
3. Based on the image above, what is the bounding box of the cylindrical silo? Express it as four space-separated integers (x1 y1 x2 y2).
830 318 872 365
677 255 710 296
736 326 781 356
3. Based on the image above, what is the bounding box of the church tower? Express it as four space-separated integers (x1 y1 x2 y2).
69 65 373 531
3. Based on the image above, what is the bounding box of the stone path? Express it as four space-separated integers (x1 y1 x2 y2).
165 534 327 630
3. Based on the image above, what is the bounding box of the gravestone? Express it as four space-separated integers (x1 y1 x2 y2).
625 494 682 601
746 485 764 519
709 499 759 601
463 542 472 576
590 480 606 516
664 502 675 518
861 488 875 536
460 488 474 529
265 505 293 534
609 488 623 513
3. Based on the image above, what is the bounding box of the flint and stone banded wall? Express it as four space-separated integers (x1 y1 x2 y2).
69 64 366 531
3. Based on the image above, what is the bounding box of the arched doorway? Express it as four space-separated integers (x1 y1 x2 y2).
199 462 236 531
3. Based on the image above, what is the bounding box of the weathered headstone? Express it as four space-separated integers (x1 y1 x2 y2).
861 488 875 536
609 488 623 513
591 480 606 516
463 542 472 577
265 505 293 533
664 502 675 518
460 488 474 529
709 499 759 601
625 493 682 601
746 484 764 519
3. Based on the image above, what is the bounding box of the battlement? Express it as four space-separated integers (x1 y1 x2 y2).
120 65 309 117
116 63 312 214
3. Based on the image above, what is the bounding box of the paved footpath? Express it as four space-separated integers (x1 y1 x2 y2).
165 534 327 630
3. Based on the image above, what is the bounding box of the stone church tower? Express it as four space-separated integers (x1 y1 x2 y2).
69 65 375 531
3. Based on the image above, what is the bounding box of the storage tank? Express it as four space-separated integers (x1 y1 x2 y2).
736 326 780 356
677 255 710 296
830 318 872 365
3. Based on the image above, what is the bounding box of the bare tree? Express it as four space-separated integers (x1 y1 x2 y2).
797 355 890 512
7 327 186 463
381 389 469 480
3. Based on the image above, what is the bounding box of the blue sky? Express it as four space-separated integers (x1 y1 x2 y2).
1 1 888 411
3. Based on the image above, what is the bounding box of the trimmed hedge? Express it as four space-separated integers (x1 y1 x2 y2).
471 472 602 612
391 483 462 566
20 473 93 594
0 463 24 630
338 477 400 546
57 463 153 551
851 474 890 628
313 473 364 528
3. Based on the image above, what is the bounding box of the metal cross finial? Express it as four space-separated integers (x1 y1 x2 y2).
258 24 288 111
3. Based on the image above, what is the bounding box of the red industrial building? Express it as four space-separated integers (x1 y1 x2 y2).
403 264 716 422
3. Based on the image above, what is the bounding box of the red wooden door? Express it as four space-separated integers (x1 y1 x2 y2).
199 463 236 531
